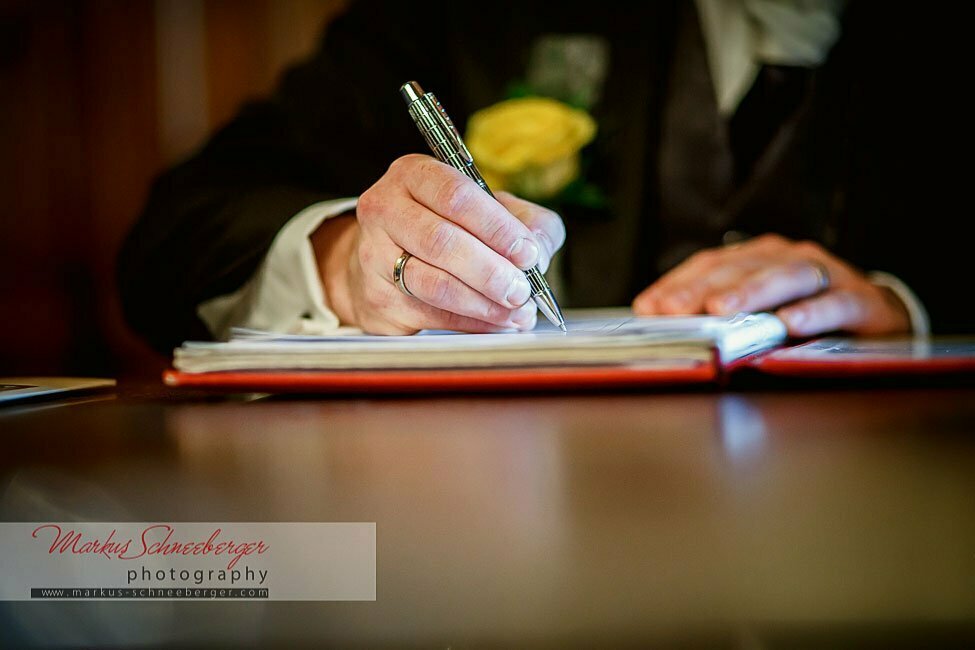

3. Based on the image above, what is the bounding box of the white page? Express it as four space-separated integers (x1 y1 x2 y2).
186 312 784 355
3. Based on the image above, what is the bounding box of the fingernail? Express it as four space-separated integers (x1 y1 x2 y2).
508 237 540 269
506 275 533 307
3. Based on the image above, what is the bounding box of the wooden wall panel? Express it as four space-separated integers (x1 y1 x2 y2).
0 2 86 374
204 0 346 131
204 0 272 131
0 0 348 377
81 0 164 375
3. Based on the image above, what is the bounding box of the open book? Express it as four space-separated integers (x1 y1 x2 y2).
165 311 787 391
164 310 975 392
173 311 786 373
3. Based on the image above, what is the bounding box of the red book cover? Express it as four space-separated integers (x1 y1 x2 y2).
739 337 975 378
163 362 717 394
164 313 779 394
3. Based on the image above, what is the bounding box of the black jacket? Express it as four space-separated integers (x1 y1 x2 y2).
119 1 974 352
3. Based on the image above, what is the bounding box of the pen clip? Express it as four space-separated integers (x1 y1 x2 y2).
424 93 474 164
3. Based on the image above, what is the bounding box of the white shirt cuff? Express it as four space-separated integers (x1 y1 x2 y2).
868 270 930 336
197 197 359 340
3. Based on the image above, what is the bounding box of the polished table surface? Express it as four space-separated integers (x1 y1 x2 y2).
2 382 975 647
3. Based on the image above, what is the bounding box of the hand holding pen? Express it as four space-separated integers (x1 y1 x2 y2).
309 84 566 335
400 81 566 331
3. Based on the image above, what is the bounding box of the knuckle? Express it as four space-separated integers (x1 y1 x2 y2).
384 158 405 182
484 301 512 323
414 154 442 175
435 176 476 216
485 216 518 249
837 289 861 311
442 313 471 332
389 153 424 176
738 280 760 302
689 248 716 265
757 233 787 246
401 153 427 165
748 233 788 252
483 263 512 299
386 157 404 176
425 273 454 306
356 187 380 220
426 221 459 260
784 258 812 275
793 239 823 256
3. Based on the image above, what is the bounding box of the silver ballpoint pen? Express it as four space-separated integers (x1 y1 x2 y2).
400 80 567 332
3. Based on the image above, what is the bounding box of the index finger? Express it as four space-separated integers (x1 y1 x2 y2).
775 289 866 336
395 155 542 270
706 261 828 314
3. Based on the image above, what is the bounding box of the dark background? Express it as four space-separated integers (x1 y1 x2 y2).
3 1 971 378
0 0 347 377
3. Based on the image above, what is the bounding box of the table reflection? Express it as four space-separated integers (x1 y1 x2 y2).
1 389 974 645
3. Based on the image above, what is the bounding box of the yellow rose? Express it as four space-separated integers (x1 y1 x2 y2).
465 97 597 200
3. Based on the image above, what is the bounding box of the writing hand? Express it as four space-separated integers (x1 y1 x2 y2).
312 154 565 334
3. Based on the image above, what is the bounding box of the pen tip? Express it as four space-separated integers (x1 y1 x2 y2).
559 323 567 333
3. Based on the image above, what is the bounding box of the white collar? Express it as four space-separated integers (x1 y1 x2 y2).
695 0 845 115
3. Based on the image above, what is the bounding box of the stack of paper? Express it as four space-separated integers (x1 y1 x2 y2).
172 312 787 374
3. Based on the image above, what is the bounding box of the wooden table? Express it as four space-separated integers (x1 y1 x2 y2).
2 383 975 646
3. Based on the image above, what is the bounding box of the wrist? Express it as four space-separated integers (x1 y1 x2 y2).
875 284 913 334
868 271 930 336
310 211 358 326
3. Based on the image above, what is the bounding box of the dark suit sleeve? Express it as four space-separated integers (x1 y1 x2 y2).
117 1 447 352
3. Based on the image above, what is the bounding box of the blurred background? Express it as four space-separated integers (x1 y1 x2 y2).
0 0 347 377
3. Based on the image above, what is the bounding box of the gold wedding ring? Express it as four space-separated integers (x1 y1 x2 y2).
393 251 415 297
810 261 831 293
